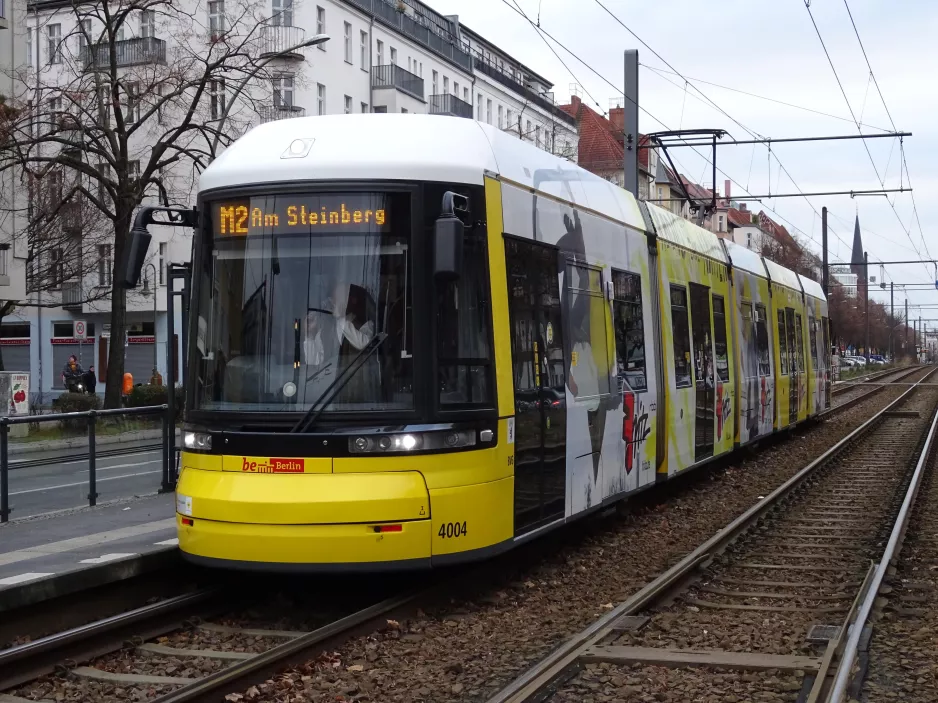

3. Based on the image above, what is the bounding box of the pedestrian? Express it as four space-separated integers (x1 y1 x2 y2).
83 365 96 394
149 367 163 386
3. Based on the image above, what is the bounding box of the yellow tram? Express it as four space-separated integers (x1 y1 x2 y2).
135 115 829 570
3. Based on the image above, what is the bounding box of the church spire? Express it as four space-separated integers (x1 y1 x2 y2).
850 216 867 298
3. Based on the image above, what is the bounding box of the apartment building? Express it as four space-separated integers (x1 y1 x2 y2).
10 0 578 398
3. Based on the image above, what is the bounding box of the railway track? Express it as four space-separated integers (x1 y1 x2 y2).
831 364 911 396
488 367 938 703
0 580 422 703
825 364 927 415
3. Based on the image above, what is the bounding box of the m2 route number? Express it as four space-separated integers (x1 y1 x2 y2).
438 521 467 539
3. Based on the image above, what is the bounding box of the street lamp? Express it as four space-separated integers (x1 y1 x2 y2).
209 33 330 159
141 262 159 377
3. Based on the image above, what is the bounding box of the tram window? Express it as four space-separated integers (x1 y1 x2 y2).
612 270 646 392
436 223 493 406
670 285 692 388
755 304 771 376
809 315 819 369
712 295 730 383
794 313 805 373
777 310 789 375
741 302 756 380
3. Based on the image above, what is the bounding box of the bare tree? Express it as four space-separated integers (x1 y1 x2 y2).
2 0 303 405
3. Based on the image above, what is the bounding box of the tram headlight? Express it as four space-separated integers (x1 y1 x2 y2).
349 430 477 454
183 431 212 451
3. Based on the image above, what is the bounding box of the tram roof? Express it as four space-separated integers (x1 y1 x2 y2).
199 114 646 230
799 274 825 301
722 239 768 278
644 203 728 263
763 257 804 293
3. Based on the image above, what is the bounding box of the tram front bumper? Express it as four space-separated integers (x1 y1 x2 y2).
176 466 433 569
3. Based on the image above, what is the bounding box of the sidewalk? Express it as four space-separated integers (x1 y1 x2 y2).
0 493 178 612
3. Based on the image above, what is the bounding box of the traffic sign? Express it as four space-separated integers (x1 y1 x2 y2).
74 320 87 340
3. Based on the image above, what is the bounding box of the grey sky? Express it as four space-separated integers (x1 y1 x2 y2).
433 0 938 318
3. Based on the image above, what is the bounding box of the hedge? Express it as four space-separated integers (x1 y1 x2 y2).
52 392 102 431
127 385 185 421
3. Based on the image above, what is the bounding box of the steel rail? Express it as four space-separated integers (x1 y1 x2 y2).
0 589 218 690
826 390 938 702
486 367 938 703
150 591 423 703
831 364 916 395
821 365 927 417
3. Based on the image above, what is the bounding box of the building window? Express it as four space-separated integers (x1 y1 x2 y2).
361 101 368 113
210 79 225 120
360 30 368 70
344 95 352 114
49 248 64 287
453 81 459 96
158 242 166 284
496 105 503 129
476 94 482 121
463 86 469 103
97 244 112 287
612 270 646 392
317 83 325 115
78 19 91 55
670 286 692 388
140 10 155 37
432 70 438 94
47 24 62 65
0 248 8 278
486 98 492 124
747 231 752 249
526 119 532 139
273 75 294 108
418 61 422 77
718 215 725 233
26 29 32 66
372 106 387 113
316 6 326 48
125 81 140 123
343 22 352 63
46 169 63 203
443 76 448 94
506 109 513 132
401 108 407 113
208 1 225 36
272 0 292 26
535 124 541 147
376 39 383 65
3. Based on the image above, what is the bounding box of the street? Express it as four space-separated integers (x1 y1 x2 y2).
7 446 170 519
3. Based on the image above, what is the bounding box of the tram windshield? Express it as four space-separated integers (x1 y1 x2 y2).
193 191 413 412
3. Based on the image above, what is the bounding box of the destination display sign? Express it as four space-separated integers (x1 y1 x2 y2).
212 193 391 237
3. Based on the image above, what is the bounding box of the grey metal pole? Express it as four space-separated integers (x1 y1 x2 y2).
890 282 894 359
821 206 828 298
865 252 870 363
623 49 639 198
87 411 97 507
0 420 9 523
906 298 909 357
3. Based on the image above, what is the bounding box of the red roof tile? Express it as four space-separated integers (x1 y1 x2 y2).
559 96 651 174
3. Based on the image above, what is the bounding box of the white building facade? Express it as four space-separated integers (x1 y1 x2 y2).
11 0 577 401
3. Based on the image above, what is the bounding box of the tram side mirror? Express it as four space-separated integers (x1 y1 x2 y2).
434 191 468 281
121 225 152 289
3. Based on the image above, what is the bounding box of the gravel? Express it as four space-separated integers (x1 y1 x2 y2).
224 385 915 703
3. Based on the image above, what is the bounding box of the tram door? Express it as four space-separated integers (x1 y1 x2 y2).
786 309 798 426
506 239 567 534
690 283 715 461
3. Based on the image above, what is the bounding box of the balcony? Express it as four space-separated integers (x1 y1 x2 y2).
372 64 424 101
80 37 166 70
345 0 471 72
62 281 83 311
429 93 473 119
473 56 576 127
259 104 306 123
259 24 306 60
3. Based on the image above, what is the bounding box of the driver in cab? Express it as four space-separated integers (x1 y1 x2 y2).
302 281 375 382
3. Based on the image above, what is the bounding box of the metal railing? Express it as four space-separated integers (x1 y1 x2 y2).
80 37 167 69
472 57 575 126
0 404 171 523
259 104 306 123
259 24 306 58
345 0 472 71
429 93 473 119
61 280 83 309
371 64 424 101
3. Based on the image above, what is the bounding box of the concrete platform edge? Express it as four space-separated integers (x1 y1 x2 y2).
0 548 180 614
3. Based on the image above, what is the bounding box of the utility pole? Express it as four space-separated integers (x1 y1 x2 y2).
865 251 870 364
623 49 639 198
920 316 923 361
821 206 829 298
906 298 909 358
890 282 894 360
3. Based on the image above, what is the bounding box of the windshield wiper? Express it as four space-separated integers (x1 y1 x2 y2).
291 332 388 433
